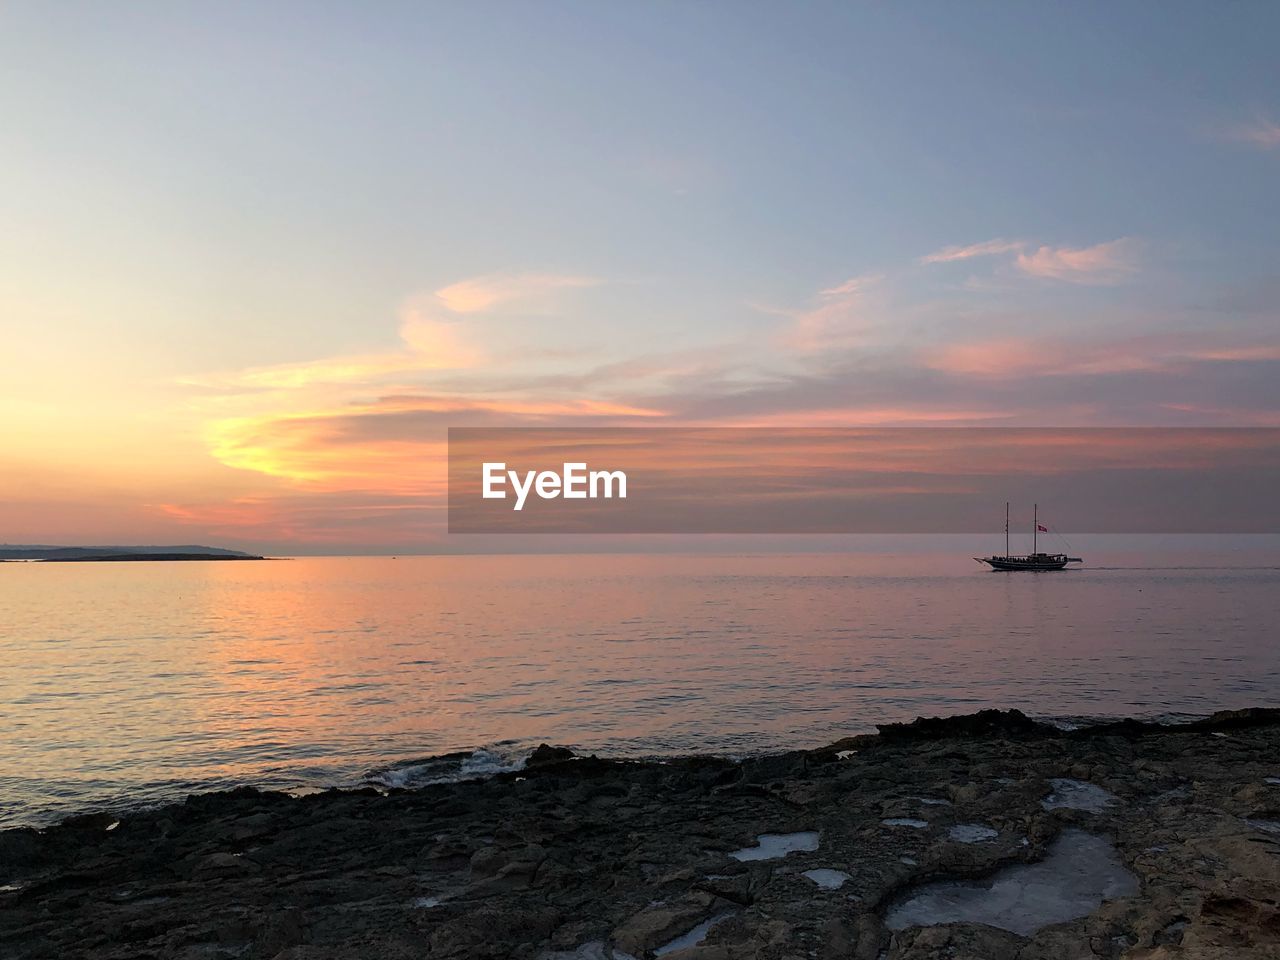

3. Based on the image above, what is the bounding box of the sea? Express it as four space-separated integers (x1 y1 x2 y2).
2 537 1278 829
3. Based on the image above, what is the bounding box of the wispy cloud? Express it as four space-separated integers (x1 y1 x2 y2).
151 247 1280 546
771 273 884 353
179 315 482 393
206 395 663 493
922 237 1139 285
176 268 656 502
397 305 487 368
818 274 884 298
434 272 600 313
919 239 1023 264
1014 238 1139 284
1221 115 1280 149
181 272 604 394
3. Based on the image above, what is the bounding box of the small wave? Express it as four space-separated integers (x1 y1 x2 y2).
364 745 527 790
1038 710 1210 732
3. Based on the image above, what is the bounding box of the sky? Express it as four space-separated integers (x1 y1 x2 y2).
2 1 1278 552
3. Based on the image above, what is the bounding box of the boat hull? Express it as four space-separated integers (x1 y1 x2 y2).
975 556 1077 571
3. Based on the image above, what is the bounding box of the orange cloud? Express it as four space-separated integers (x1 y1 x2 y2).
207 395 665 492
396 310 485 368
169 267 675 541
434 272 600 313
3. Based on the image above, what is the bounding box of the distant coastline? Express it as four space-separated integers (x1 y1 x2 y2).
0 544 263 562
40 553 266 562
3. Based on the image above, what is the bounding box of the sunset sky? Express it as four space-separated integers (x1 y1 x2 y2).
2 2 1278 551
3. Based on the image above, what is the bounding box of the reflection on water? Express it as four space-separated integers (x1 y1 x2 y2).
1 547 1278 826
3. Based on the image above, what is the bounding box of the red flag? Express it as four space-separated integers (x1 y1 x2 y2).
1037 523 1048 532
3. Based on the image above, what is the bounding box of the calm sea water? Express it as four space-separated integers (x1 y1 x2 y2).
3 543 1279 828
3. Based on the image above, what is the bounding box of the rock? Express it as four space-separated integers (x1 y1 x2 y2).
696 872 755 904
1196 708 1280 731
193 852 262 879
0 827 41 871
254 908 306 958
612 892 718 957
819 916 859 958
528 744 577 766
7 710 1280 959
471 843 546 877
877 709 1053 741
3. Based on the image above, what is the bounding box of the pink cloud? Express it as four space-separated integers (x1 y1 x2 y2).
926 333 1280 379
920 237 1139 285
714 406 1013 427
926 338 1157 378
818 273 884 298
1014 238 1138 284
1223 116 1280 149
919 239 1024 264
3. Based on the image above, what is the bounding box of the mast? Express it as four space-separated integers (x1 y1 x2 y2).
1033 503 1037 554
1005 501 1009 557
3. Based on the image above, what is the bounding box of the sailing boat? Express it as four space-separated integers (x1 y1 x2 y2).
975 503 1083 571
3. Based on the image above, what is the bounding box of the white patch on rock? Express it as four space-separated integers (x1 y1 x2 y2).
1265 777 1280 785
1040 778 1118 812
729 832 819 861
802 868 850 889
900 857 918 866
412 896 442 908
885 829 1139 937
949 824 999 843
882 818 929 829
1045 718 1082 732
654 913 735 956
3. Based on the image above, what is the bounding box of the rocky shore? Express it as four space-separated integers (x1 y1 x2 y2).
3 709 1280 959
